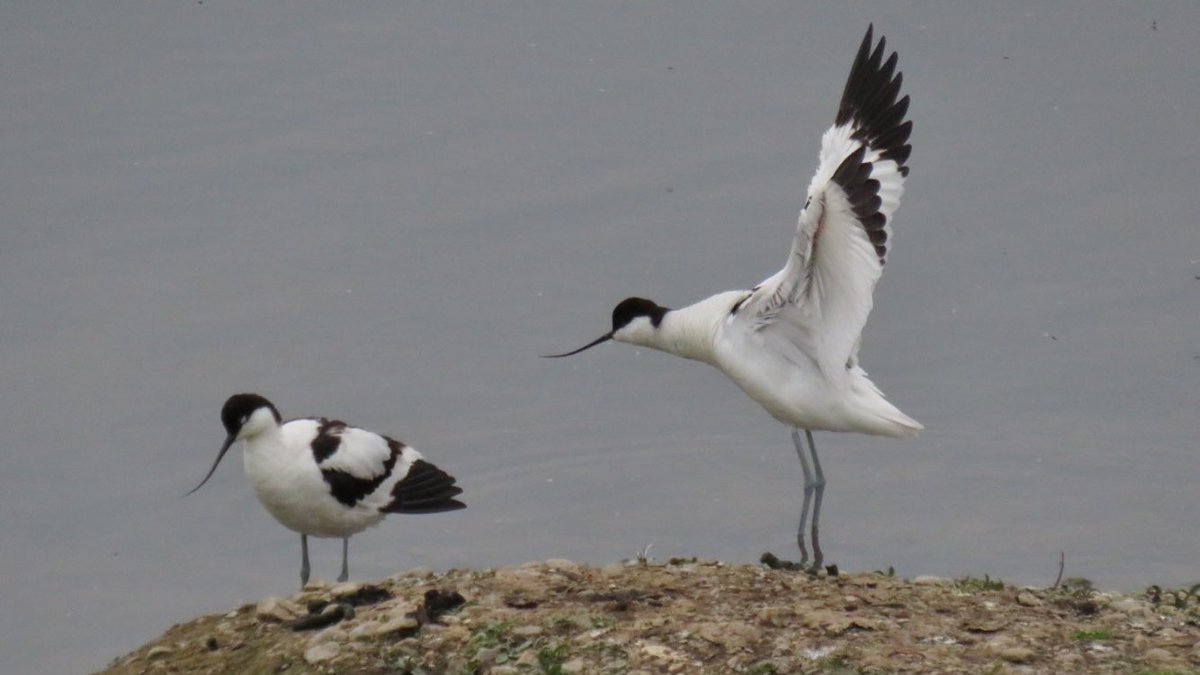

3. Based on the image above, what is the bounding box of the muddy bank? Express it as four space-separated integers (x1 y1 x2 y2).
100 559 1200 674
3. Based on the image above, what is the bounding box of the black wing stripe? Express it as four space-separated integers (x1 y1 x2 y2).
831 146 891 262
323 461 395 507
311 418 348 464
384 459 466 514
850 182 881 210
320 434 401 507
831 148 876 219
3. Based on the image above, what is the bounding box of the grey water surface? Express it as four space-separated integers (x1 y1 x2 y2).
2 3 1198 672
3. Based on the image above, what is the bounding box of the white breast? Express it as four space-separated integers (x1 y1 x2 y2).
241 420 386 538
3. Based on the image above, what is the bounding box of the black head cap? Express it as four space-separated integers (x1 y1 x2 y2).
541 297 670 359
186 393 281 497
220 393 280 436
612 297 668 331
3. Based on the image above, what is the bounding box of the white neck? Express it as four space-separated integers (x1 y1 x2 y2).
643 291 744 365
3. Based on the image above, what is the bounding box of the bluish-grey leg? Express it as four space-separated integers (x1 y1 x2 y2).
761 430 830 571
300 534 311 587
805 429 826 571
791 429 815 567
337 537 350 583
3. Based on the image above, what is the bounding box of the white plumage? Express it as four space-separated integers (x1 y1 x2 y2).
546 26 919 570
188 393 465 586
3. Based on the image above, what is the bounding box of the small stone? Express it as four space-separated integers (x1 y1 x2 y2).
330 582 363 598
998 647 1034 664
515 649 539 667
963 614 1008 633
1142 647 1186 669
912 575 951 586
256 597 303 623
384 601 420 620
600 562 626 577
543 558 581 571
801 610 853 636
1110 598 1147 613
641 643 681 660
495 565 540 582
475 646 500 665
633 616 668 630
561 658 586 673
802 645 836 660
290 602 354 632
303 641 340 664
1053 651 1083 667
1016 591 1042 607
371 615 420 637
387 567 433 583
145 646 174 661
349 621 381 640
435 624 470 644
512 624 543 637
1189 644 1200 663
849 617 880 631
755 606 795 627
306 625 347 649
695 621 758 650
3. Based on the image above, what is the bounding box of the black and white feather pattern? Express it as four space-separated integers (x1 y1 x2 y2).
307 418 466 514
830 24 912 264
731 25 912 378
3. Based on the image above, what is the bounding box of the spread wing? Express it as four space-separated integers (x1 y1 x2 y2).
733 25 911 378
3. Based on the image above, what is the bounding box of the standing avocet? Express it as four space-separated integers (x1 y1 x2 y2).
545 26 921 570
187 393 466 586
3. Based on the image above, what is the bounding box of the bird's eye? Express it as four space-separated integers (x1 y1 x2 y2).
240 415 249 425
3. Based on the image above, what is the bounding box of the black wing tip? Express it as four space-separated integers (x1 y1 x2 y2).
384 499 467 515
384 459 466 514
387 498 467 515
835 26 912 173
828 25 913 266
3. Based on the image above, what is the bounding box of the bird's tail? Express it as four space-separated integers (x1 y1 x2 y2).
383 459 467 514
877 407 923 438
851 368 923 438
